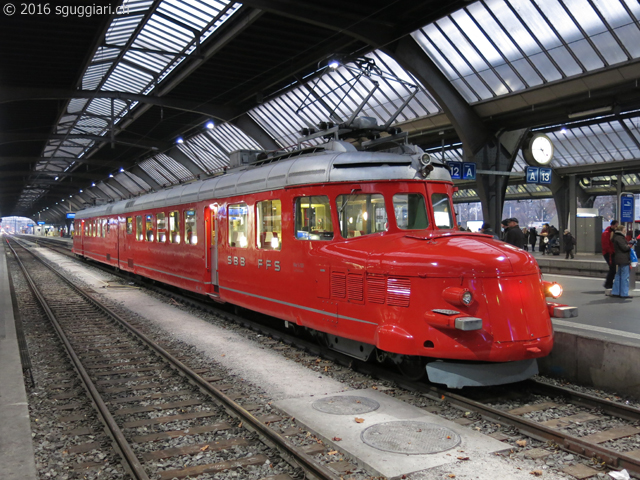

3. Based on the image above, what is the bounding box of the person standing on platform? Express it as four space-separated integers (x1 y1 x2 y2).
529 226 538 252
563 229 576 259
539 223 550 254
522 227 530 251
602 219 619 292
611 224 632 298
500 219 510 241
505 218 525 248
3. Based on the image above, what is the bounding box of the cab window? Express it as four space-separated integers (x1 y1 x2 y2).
136 216 143 241
229 203 248 248
169 211 180 243
126 217 133 234
295 196 333 241
257 200 281 250
157 213 166 243
336 194 386 238
185 210 197 245
432 193 454 229
145 214 154 241
393 193 429 230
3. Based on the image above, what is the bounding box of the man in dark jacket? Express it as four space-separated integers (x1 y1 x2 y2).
529 226 538 252
505 218 525 248
602 219 618 291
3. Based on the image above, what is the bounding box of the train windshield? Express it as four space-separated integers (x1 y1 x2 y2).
336 194 387 238
432 193 454 229
393 194 429 230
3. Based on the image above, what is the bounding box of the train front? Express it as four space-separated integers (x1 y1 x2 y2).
369 231 577 388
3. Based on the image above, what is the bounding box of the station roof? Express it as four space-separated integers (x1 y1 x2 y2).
2 0 640 220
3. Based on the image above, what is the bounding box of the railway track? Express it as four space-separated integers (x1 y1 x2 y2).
6 237 341 480
16 235 640 478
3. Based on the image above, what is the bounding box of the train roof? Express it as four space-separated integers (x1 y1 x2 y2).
75 141 451 219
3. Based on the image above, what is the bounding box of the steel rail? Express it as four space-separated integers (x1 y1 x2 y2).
410 382 640 476
6 238 151 480
8 236 340 480
28 234 640 476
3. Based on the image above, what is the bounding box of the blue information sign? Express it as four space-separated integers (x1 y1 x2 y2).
539 168 552 184
37 221 45 225
66 212 76 219
526 166 539 183
449 161 462 179
462 162 476 180
621 193 635 223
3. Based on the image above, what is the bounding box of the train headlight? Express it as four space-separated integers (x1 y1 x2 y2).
462 290 473 305
543 281 563 299
442 287 473 307
420 153 431 166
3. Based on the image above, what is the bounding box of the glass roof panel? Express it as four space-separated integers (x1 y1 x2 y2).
412 0 639 103
153 153 194 182
114 172 149 195
139 158 177 186
179 133 228 174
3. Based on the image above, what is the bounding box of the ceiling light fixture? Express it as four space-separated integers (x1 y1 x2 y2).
176 137 184 144
205 121 214 129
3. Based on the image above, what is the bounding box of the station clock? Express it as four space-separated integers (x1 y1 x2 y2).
523 133 554 165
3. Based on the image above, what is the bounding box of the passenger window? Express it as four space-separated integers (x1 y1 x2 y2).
336 194 386 238
431 193 454 229
169 211 180 243
393 193 429 230
85 222 89 236
136 216 143 241
257 200 281 250
102 219 107 237
228 203 248 248
106 219 111 235
126 217 133 234
295 196 333 240
157 213 166 243
185 210 197 245
145 214 154 241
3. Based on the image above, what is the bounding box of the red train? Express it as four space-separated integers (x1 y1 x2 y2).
72 140 576 387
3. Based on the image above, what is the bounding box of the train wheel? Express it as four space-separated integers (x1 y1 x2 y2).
397 356 428 381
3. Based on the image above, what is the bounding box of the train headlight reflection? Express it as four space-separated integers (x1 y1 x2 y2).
543 281 563 298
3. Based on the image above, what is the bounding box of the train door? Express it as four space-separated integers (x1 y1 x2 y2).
206 204 219 291
78 220 84 255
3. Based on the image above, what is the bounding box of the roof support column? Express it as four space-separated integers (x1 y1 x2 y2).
569 174 577 251
167 147 207 179
385 37 526 230
473 129 529 232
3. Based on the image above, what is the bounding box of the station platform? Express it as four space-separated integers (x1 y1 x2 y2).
0 240 38 479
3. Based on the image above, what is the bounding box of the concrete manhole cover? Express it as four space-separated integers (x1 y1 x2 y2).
312 396 380 415
361 421 461 454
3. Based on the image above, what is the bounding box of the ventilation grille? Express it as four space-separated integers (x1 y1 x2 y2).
367 275 386 304
331 272 346 298
347 274 364 302
387 277 411 307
